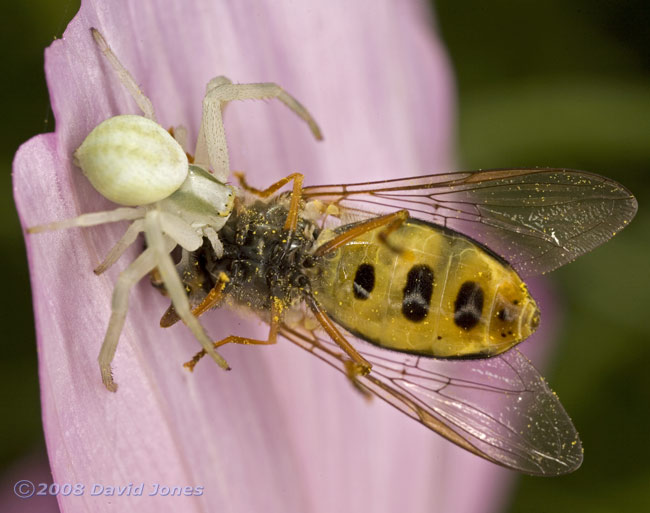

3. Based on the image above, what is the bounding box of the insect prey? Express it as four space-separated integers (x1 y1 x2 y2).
27 28 638 477
167 166 636 476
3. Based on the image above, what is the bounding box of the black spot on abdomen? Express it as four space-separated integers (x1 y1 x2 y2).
402 265 434 322
454 281 484 330
353 263 375 300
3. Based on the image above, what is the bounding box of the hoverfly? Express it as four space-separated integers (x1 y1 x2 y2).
161 167 637 476
27 28 637 477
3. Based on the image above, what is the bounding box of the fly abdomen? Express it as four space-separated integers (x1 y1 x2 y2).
311 218 539 358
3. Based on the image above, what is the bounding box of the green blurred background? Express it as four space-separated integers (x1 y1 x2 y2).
433 2 650 512
1 1 648 512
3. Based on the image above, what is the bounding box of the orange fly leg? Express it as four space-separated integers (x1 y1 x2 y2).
343 360 373 400
376 209 409 252
313 209 410 257
191 271 230 318
148 266 166 292
283 173 304 231
160 271 229 328
234 172 305 231
304 293 372 376
183 296 283 371
159 305 182 328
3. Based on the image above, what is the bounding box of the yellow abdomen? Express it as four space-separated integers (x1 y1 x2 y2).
311 219 539 358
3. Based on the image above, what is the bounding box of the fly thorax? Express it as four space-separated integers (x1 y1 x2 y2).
217 201 318 311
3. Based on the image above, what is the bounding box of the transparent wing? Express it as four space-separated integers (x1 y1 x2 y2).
280 324 583 476
302 168 637 276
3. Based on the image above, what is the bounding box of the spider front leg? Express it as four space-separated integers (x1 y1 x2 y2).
91 28 156 121
143 211 230 372
194 77 323 180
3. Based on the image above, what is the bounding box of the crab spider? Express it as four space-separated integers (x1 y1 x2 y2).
28 28 322 392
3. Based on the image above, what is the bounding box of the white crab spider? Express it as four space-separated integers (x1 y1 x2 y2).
28 28 322 392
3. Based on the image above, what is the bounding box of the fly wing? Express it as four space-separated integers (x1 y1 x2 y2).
302 168 637 276
280 325 583 476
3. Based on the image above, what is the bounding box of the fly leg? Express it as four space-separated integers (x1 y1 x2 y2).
159 271 230 328
235 172 305 231
313 209 410 256
303 292 372 378
183 297 284 371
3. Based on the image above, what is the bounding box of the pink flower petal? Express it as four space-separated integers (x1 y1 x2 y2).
0 451 59 513
13 1 530 512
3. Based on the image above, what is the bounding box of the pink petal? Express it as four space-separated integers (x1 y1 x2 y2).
13 0 529 512
0 451 59 513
